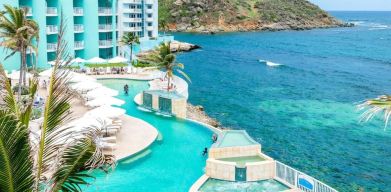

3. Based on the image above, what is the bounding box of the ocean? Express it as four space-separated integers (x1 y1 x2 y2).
174 11 391 191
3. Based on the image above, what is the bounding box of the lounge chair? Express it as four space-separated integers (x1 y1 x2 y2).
100 136 117 143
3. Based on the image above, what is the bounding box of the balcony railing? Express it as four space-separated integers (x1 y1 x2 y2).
98 7 112 15
124 18 142 22
74 24 84 33
21 6 33 16
146 17 154 22
47 43 57 52
46 25 58 34
99 40 113 48
98 24 113 32
128 0 142 3
74 41 84 50
124 26 142 32
146 26 154 31
146 8 153 14
46 7 58 16
124 8 143 13
73 7 83 15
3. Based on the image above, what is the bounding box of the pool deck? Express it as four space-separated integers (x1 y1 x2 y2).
39 80 158 161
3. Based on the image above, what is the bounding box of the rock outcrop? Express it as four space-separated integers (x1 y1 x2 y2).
159 0 353 33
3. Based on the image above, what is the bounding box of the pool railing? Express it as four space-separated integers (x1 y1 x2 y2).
276 161 338 192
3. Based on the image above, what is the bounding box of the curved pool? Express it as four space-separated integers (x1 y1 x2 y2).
84 79 213 191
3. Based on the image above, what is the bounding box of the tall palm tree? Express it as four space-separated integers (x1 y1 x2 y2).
144 42 191 91
120 32 140 62
0 15 114 192
0 5 39 98
358 95 391 129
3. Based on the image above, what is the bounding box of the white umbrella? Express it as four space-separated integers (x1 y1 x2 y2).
108 56 128 64
87 57 107 64
70 81 101 92
39 68 53 77
85 105 126 119
85 96 125 107
67 72 96 83
85 87 118 99
71 57 86 64
48 60 66 66
7 71 33 80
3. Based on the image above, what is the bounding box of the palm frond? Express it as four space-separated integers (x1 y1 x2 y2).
0 111 34 192
49 128 115 192
358 95 391 129
0 65 20 116
177 69 191 83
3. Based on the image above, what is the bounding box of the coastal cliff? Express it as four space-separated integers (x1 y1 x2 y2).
159 0 351 33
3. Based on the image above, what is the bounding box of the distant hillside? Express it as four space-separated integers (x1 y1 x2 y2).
159 0 351 33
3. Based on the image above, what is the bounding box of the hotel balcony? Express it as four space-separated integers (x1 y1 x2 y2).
99 24 113 32
146 17 154 22
73 7 83 16
123 17 142 23
21 6 33 16
123 26 143 32
74 24 84 33
146 26 154 31
47 43 57 52
74 41 84 50
123 8 143 13
146 9 153 14
46 7 58 16
145 0 154 4
128 0 142 3
46 25 58 34
99 40 113 48
98 7 112 16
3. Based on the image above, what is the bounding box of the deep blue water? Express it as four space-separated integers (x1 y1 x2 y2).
174 12 391 191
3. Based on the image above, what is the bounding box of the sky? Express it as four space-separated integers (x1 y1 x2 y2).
310 0 391 11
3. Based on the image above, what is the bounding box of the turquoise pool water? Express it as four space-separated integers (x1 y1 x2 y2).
84 79 213 191
199 179 290 192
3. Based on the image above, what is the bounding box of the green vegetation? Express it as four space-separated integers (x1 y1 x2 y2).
120 32 140 62
158 0 341 32
143 42 191 91
85 63 128 68
0 15 114 192
0 5 39 98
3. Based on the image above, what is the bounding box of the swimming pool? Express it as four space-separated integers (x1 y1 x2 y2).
214 130 258 148
199 179 290 192
84 79 214 191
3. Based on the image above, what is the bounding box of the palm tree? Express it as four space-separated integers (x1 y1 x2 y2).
159 19 168 36
120 32 140 62
0 5 39 98
144 42 191 91
0 15 114 192
358 95 391 129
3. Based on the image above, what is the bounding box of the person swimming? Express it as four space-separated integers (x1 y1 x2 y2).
124 84 129 95
202 147 208 156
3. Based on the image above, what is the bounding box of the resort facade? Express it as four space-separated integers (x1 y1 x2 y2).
0 0 160 70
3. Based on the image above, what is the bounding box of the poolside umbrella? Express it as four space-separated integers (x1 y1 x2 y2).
70 81 102 92
71 57 86 64
85 105 126 119
39 68 53 77
67 72 96 83
85 96 125 108
7 71 33 80
85 87 119 99
87 57 107 64
48 60 66 66
108 56 128 64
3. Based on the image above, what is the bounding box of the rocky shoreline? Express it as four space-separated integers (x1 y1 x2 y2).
187 103 229 130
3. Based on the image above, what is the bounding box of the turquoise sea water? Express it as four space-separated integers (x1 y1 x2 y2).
85 79 213 191
173 12 391 191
